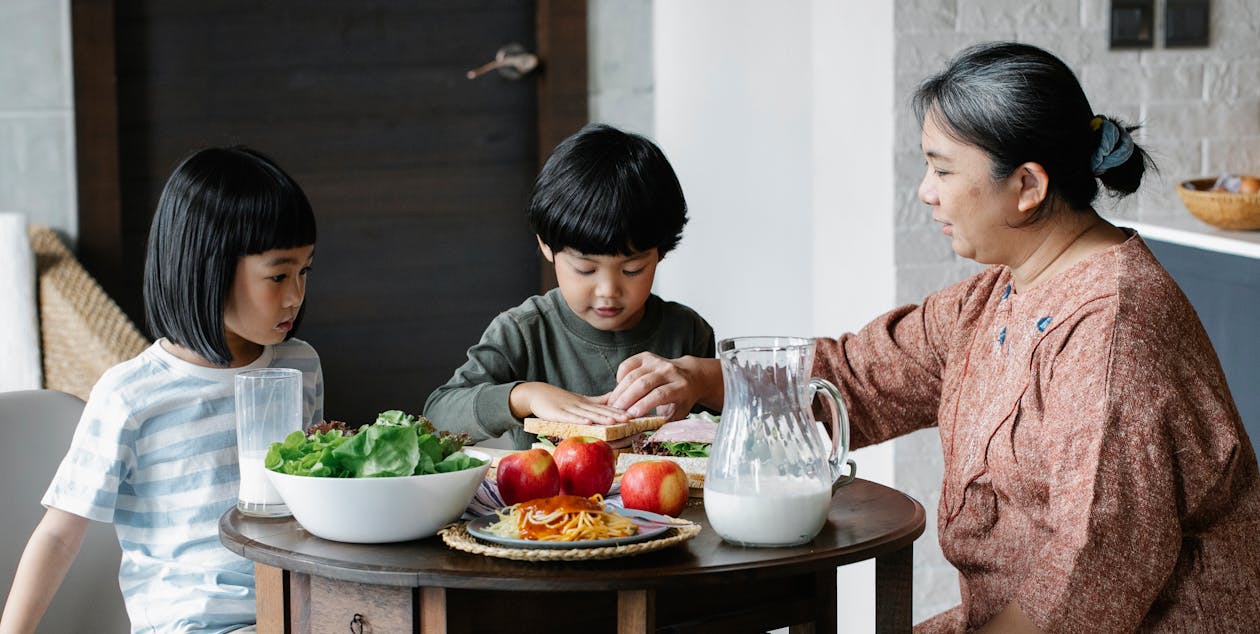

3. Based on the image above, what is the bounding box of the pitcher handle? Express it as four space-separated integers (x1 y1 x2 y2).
832 458 858 493
809 377 854 491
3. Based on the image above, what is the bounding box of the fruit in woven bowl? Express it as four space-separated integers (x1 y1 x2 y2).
1176 176 1260 231
264 411 490 543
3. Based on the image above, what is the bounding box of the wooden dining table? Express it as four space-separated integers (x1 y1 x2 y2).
219 477 925 634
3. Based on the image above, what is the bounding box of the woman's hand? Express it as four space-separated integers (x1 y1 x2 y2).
606 353 724 420
509 382 631 425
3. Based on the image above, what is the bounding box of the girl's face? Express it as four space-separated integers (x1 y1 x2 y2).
918 112 1027 264
539 239 659 332
223 245 315 359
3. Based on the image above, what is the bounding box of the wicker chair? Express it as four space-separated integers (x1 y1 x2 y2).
28 227 149 400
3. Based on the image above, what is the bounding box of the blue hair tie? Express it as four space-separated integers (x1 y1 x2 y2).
1090 116 1134 176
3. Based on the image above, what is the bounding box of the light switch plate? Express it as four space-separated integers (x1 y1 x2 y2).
1111 0 1155 49
1165 0 1210 48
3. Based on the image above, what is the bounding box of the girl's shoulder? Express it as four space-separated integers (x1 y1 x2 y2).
92 342 172 393
271 337 320 360
269 338 323 377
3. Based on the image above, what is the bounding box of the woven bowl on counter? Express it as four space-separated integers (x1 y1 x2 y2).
1176 178 1260 231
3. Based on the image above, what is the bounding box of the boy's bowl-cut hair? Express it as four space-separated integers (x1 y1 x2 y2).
143 146 317 366
528 123 687 257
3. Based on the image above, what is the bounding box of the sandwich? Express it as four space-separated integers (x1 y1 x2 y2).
524 415 668 456
615 413 718 495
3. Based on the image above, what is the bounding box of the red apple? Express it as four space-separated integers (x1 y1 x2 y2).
620 460 689 517
553 436 615 498
496 448 560 505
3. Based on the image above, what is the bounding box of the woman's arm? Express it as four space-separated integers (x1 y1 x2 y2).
0 508 90 634
607 354 724 420
976 603 1044 634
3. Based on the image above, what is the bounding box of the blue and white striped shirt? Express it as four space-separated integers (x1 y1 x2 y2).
43 339 323 633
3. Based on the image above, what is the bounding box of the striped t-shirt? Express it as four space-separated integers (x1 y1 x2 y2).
43 339 323 633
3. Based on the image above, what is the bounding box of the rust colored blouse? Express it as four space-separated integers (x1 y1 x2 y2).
814 233 1260 632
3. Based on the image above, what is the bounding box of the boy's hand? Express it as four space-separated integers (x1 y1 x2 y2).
510 382 632 426
607 353 725 420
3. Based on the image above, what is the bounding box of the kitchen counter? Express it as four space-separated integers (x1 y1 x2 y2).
1109 213 1260 260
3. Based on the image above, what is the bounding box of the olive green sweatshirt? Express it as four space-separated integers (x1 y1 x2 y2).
424 288 716 449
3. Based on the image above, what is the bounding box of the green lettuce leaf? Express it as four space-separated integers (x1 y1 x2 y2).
264 410 486 478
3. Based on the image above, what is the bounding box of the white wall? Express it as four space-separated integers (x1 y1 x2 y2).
653 1 816 342
652 2 895 632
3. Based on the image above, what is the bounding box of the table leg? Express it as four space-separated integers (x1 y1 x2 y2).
254 563 288 634
787 568 837 634
418 587 447 634
617 589 655 634
876 545 913 633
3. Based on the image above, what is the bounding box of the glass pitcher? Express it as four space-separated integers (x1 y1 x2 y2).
704 336 857 547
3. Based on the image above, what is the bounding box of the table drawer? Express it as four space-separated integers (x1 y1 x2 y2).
301 575 413 634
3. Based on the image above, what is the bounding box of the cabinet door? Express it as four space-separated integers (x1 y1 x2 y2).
1147 239 1260 447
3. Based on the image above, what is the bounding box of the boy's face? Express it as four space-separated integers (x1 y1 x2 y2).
538 238 659 332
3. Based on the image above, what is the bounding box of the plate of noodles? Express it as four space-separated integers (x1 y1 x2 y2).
466 494 674 549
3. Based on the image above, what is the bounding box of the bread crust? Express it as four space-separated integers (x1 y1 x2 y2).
522 416 667 441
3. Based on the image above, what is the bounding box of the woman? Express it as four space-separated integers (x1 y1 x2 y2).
606 42 1260 632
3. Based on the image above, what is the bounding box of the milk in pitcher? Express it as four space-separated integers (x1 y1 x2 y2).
704 476 832 547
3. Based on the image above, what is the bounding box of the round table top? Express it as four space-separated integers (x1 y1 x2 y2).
219 478 925 591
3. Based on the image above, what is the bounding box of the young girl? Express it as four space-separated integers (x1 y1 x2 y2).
0 147 323 633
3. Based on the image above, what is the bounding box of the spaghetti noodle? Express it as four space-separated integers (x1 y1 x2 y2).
483 494 638 541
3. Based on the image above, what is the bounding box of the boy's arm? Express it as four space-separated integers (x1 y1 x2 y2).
509 382 630 426
423 315 532 441
0 508 90 634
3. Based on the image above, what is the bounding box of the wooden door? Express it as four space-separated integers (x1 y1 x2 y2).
72 1 586 423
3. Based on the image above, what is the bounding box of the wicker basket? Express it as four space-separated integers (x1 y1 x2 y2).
29 226 150 400
1176 178 1260 231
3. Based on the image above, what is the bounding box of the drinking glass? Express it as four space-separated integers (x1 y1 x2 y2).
235 368 303 517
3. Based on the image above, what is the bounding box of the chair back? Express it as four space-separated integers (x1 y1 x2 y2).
0 389 130 632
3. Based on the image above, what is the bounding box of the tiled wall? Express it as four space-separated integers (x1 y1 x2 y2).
0 0 77 242
893 0 1260 621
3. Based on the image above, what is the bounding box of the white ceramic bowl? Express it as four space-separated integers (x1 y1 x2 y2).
266 449 490 543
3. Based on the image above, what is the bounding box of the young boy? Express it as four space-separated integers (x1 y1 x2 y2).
424 124 715 449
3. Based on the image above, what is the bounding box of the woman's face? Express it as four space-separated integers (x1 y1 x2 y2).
918 112 1026 264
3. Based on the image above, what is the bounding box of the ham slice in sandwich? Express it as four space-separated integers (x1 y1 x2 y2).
616 414 718 494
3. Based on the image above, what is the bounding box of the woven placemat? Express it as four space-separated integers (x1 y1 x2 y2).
439 521 701 562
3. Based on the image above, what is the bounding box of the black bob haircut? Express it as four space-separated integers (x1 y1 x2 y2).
528 123 688 257
913 42 1153 224
143 146 316 366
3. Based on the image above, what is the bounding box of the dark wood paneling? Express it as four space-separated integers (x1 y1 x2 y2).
70 0 128 316
535 0 588 292
76 1 588 423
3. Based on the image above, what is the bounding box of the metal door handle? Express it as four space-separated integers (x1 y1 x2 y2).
466 43 539 80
